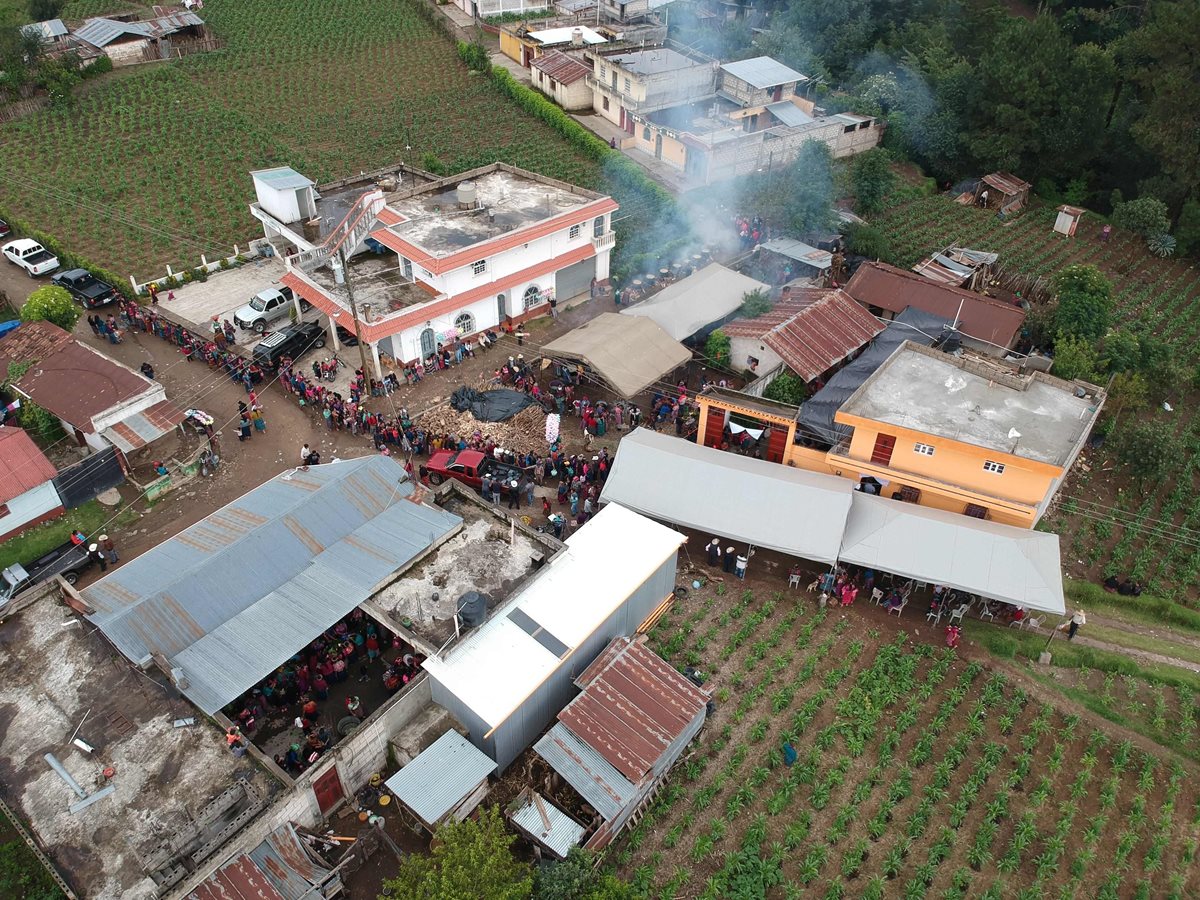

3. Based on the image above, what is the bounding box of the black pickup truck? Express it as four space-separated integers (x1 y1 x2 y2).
52 269 119 308
0 540 94 611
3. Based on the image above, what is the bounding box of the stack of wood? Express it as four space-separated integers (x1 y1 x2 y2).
417 403 550 449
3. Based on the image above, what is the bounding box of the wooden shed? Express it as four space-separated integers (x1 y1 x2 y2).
978 172 1031 214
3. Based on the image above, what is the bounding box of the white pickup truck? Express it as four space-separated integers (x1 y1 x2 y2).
3 238 60 277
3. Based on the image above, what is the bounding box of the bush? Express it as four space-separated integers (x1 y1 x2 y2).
82 55 112 78
456 39 490 73
850 149 895 216
739 288 771 318
1052 264 1112 343
1112 196 1170 238
1115 419 1179 484
192 267 208 282
705 329 731 368
20 285 79 331
1050 335 1099 381
763 371 807 406
843 223 891 260
18 400 66 443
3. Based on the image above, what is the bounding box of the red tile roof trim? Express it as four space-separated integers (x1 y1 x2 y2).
370 196 618 275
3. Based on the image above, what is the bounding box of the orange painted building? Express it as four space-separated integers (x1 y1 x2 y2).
696 342 1105 528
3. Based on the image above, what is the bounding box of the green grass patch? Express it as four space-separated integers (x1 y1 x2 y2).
1065 581 1200 634
0 804 65 900
0 500 132 571
1081 622 1200 667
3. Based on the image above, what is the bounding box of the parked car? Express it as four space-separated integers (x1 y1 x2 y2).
251 320 326 370
233 286 311 333
3 238 60 277
0 218 9 239
0 540 94 610
336 324 359 346
427 449 524 493
52 268 118 308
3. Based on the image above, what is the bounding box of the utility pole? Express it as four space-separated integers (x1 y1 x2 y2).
338 246 374 397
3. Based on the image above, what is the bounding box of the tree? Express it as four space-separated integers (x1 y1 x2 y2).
1112 196 1169 238
850 148 894 215
763 371 807 406
746 141 837 236
704 329 731 368
379 807 532 900
20 285 79 332
1099 330 1140 373
28 0 64 22
1115 420 1179 485
1052 265 1112 343
1105 371 1148 425
739 288 771 318
534 848 634 900
843 223 891 261
1050 335 1099 382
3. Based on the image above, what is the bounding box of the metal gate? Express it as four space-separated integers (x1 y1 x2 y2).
555 257 596 302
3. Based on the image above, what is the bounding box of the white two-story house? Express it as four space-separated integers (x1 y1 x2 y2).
248 163 617 374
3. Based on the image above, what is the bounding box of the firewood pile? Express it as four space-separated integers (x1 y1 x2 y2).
416 402 550 449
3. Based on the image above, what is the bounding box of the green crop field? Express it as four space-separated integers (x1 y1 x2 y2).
0 0 603 279
616 587 1200 899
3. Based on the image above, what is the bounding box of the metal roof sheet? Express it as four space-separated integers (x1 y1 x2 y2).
766 101 814 128
384 730 496 826
760 238 833 270
246 824 333 900
531 50 592 85
187 853 286 900
760 289 885 382
83 456 461 714
981 171 1031 196
720 56 805 89
100 398 186 453
844 261 1025 349
559 637 706 781
619 263 769 341
510 792 585 859
422 503 683 729
252 167 316 191
20 18 67 40
73 17 152 47
0 427 58 504
535 723 635 820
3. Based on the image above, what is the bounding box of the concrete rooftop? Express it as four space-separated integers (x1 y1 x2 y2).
606 47 708 76
384 170 599 257
839 344 1101 466
0 597 275 899
307 252 438 315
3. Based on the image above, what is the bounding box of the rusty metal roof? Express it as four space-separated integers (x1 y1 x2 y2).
100 398 186 453
531 49 592 85
0 427 58 504
187 853 286 900
844 262 1025 350
981 171 1031 196
246 824 336 900
534 723 634 820
760 290 884 383
558 637 706 782
82 456 461 714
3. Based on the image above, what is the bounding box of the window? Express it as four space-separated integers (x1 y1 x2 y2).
0 503 8 518
454 311 475 334
870 433 896 466
643 126 651 141
602 96 610 111
913 443 935 456
899 486 922 503
569 224 582 240
623 77 631 93
523 284 543 310
843 124 855 134
983 460 1006 474
472 259 487 276
964 503 989 519
600 67 608 79
400 256 412 279
593 216 605 238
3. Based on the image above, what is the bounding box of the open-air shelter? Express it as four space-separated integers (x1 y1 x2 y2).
619 264 769 342
543 313 691 399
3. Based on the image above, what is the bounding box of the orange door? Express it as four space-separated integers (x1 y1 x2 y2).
312 766 343 814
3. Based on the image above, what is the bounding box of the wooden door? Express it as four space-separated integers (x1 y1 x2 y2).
766 427 787 463
704 410 725 448
312 766 343 815
870 433 896 466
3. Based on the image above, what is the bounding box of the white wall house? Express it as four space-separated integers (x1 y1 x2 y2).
0 428 63 542
251 163 617 375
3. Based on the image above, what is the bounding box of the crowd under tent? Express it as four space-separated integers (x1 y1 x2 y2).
838 493 1065 615
81 457 462 715
619 264 769 342
599 428 854 565
543 313 691 398
422 503 685 770
384 729 497 832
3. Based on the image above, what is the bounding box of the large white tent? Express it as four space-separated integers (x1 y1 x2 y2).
599 428 854 565
838 493 1065 614
619 264 769 341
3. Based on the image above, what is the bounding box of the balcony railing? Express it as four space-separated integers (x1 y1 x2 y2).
592 230 615 252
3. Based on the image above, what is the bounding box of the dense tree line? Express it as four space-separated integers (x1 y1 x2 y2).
671 0 1199 234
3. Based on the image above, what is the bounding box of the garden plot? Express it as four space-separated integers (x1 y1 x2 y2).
611 582 1200 899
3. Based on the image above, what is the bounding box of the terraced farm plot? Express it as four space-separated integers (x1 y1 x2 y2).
0 0 601 278
615 587 1200 899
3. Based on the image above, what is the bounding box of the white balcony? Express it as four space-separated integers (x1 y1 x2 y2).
592 230 616 252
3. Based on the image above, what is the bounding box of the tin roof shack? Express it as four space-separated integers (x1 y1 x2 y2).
0 595 277 900
72 11 209 65
911 246 999 291
971 172 1032 214
384 729 498 831
423 503 685 770
531 50 594 111
187 823 340 900
534 635 707 850
0 427 64 541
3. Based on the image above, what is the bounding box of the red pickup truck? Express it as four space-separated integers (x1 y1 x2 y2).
427 449 524 494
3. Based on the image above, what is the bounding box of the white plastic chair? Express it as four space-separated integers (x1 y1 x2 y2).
788 573 801 589
927 607 943 625
979 604 995 622
870 588 884 606
1024 615 1045 632
888 597 908 617
948 603 969 625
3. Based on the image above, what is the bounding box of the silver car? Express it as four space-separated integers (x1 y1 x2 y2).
233 286 311 333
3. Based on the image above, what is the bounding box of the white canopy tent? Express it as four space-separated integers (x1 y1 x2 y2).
839 493 1065 615
599 429 853 564
619 264 769 341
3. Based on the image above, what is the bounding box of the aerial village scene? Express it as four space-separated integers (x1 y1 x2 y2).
0 0 1199 897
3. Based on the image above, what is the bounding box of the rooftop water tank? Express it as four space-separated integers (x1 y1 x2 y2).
456 181 477 209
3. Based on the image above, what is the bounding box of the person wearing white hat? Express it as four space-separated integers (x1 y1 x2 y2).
706 539 722 567
87 543 108 573
99 534 118 564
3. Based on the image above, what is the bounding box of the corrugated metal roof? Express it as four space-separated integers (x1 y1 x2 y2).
0 427 58 504
559 637 706 782
510 792 585 859
760 289 885 382
100 398 186 453
83 456 461 714
384 730 496 826
74 11 203 47
531 50 592 85
760 238 833 270
252 167 315 191
20 18 67 41
535 723 635 820
422 504 684 729
187 853 286 900
722 297 812 338
246 824 334 900
720 56 805 89
981 171 1031 196
844 262 1025 349
766 101 813 128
